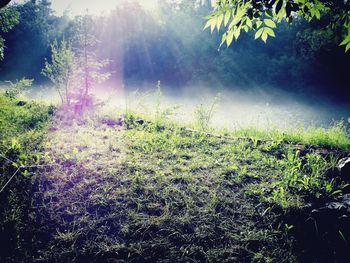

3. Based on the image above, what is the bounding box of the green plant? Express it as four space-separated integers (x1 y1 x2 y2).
194 93 220 131
152 81 181 131
0 6 19 60
206 0 350 52
4 78 33 100
72 13 110 107
0 94 52 262
42 39 75 105
155 80 162 123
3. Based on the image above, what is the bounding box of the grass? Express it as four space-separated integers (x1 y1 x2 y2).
0 91 349 262
0 94 52 262
231 123 350 150
35 119 294 262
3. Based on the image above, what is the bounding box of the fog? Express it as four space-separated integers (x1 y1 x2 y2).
3 0 350 131
30 83 350 130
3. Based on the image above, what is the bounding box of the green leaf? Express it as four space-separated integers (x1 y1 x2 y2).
23 170 30 177
220 32 227 47
204 20 211 30
229 7 246 28
233 27 241 39
230 15 241 28
314 8 321 19
261 31 268 43
226 30 234 46
266 10 273 18
204 17 218 32
255 28 264 39
216 13 224 31
340 35 350 46
245 17 252 28
210 17 217 32
277 7 286 21
345 42 350 52
264 19 276 28
275 0 283 15
204 14 214 20
256 21 263 28
224 10 231 26
310 8 315 17
265 27 275 37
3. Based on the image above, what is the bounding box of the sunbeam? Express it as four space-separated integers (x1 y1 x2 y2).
1 1 350 262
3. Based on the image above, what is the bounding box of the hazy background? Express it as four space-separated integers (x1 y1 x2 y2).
2 0 350 128
14 0 159 15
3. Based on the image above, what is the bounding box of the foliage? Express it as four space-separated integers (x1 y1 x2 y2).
70 14 110 102
269 149 338 208
3 78 33 100
0 1 349 100
206 0 350 52
42 39 75 105
205 0 350 51
0 6 19 60
0 0 62 80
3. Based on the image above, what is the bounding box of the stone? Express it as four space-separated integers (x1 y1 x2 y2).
337 157 350 182
17 101 27 106
324 167 340 180
136 119 145 125
116 117 124 126
100 117 118 127
311 194 350 228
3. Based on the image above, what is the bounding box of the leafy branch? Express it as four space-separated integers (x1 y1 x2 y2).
205 0 350 52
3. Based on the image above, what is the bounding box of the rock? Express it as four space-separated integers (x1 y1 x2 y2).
337 157 350 182
313 194 350 215
136 119 145 125
282 195 350 262
100 117 118 127
324 167 340 180
17 101 27 106
310 195 350 237
100 116 126 127
116 117 124 126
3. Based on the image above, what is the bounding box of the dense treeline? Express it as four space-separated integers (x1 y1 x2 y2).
0 0 349 101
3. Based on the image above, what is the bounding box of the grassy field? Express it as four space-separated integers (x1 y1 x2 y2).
1 93 350 262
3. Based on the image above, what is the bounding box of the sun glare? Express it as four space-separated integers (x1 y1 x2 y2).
48 0 158 16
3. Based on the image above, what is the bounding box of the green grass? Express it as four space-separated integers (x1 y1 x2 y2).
1 92 349 262
26 111 347 262
0 94 52 262
230 122 350 150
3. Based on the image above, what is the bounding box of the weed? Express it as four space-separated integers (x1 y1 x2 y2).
3 78 33 100
194 93 220 131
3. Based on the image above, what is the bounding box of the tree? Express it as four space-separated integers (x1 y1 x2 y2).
70 13 110 109
0 0 57 80
0 1 12 9
42 39 75 105
205 0 350 52
0 6 19 60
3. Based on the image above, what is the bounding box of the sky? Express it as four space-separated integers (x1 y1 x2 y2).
14 0 159 16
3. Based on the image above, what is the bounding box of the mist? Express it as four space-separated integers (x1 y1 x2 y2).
2 0 350 129
28 81 350 131
2 1 350 262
